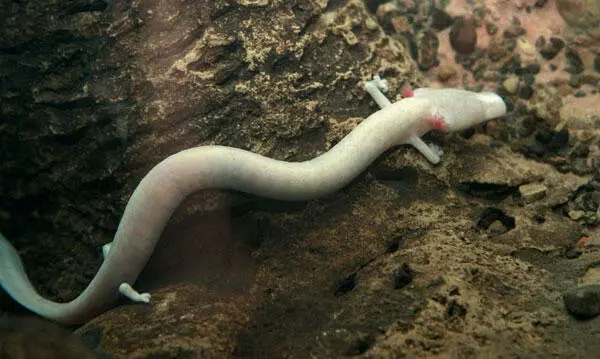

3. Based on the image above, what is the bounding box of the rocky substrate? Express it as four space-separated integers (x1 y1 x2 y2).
1 0 599 358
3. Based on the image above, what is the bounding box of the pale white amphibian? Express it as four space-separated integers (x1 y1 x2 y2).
0 77 507 324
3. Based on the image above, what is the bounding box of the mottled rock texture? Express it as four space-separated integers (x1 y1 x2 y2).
1 0 599 358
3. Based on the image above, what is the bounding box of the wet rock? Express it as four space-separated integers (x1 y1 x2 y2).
566 182 600 226
0 316 95 359
416 28 439 70
488 39 511 62
365 0 390 13
538 36 565 60
556 0 600 32
569 74 583 87
500 53 523 74
485 21 499 35
522 62 541 75
519 183 547 203
503 24 526 38
565 48 585 74
580 73 600 86
550 37 566 51
535 129 569 153
488 220 511 235
564 284 600 319
437 64 457 82
522 72 536 86
377 2 410 34
449 17 477 54
559 93 600 129
482 70 500 81
502 75 520 94
519 85 534 99
526 85 563 127
430 7 453 31
75 284 250 358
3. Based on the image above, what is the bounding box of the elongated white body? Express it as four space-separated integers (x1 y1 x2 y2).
0 84 506 324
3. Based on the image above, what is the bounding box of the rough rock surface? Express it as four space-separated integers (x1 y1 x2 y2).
0 0 599 358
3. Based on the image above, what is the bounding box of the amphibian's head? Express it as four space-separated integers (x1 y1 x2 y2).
414 88 507 132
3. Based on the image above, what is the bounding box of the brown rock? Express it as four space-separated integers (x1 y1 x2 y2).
449 16 478 54
75 284 250 358
0 316 95 359
556 0 600 30
417 28 440 70
437 64 457 82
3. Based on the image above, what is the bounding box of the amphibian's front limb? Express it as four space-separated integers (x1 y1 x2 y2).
363 76 506 164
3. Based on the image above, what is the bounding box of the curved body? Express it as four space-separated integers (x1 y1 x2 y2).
0 87 506 324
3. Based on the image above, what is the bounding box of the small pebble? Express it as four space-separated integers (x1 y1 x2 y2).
564 284 600 319
416 29 439 70
390 15 411 33
522 72 535 86
502 75 520 94
518 183 547 203
437 64 457 82
524 63 541 74
569 74 582 88
558 83 572 96
535 35 545 48
568 210 587 221
519 85 534 99
482 70 499 82
488 220 510 235
539 36 565 60
550 37 565 49
487 39 509 62
449 17 478 54
581 73 600 86
503 24 526 38
430 7 453 31
500 53 522 74
565 48 585 74
485 21 498 35
517 37 536 56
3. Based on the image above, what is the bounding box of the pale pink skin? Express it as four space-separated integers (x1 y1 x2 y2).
0 82 506 324
401 85 446 131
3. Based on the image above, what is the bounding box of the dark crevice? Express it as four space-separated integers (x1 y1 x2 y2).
457 182 518 201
